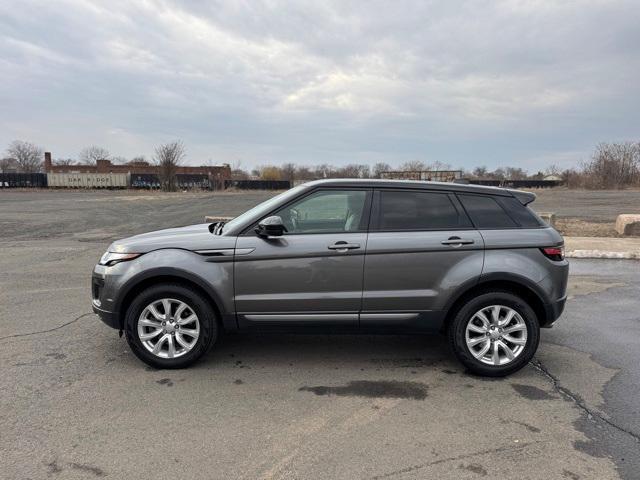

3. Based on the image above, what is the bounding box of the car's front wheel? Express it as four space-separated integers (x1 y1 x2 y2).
448 291 539 377
125 284 217 369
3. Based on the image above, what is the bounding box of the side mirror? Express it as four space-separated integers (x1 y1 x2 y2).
256 215 287 238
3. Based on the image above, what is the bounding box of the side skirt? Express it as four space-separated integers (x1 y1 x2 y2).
234 311 446 334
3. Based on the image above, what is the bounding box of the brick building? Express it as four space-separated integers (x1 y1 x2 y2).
43 152 231 184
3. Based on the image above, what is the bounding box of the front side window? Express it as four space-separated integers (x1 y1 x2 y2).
376 190 471 230
221 185 305 234
273 189 368 234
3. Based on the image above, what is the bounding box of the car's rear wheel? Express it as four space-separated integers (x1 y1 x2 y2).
125 284 217 369
448 291 539 377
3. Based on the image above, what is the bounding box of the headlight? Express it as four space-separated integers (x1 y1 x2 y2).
99 252 142 266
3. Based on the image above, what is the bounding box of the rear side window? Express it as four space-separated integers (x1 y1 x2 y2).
457 194 517 228
496 196 545 228
376 190 471 230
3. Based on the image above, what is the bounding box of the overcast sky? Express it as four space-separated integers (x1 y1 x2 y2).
1 0 639 171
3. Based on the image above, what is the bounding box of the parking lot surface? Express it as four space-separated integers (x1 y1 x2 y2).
1 191 639 479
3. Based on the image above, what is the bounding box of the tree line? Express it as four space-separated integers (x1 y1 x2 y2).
3 139 640 189
564 142 640 189
236 162 547 183
234 142 640 189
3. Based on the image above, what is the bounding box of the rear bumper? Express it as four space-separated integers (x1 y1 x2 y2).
541 295 567 328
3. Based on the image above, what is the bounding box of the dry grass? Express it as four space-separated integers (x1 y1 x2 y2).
554 219 618 237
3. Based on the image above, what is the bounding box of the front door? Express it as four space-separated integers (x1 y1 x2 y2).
361 189 484 328
234 188 372 327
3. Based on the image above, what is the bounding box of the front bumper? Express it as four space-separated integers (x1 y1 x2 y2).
93 302 120 329
92 265 121 330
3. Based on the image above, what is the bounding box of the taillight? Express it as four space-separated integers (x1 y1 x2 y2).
540 246 565 261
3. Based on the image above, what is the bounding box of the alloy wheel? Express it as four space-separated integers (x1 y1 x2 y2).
464 305 528 366
137 298 200 359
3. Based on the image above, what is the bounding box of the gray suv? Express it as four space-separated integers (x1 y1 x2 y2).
92 179 568 376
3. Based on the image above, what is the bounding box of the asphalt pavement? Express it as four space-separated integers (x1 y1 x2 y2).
1 191 639 479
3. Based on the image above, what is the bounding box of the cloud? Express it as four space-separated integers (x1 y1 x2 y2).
1 0 639 170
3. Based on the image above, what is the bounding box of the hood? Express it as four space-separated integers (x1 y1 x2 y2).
108 223 236 254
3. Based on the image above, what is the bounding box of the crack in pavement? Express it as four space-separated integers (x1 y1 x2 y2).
369 442 535 479
0 312 94 342
530 359 640 443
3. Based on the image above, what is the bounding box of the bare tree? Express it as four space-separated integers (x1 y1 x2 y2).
130 156 149 165
79 146 110 165
504 167 528 180
356 164 371 178
336 164 358 178
6 140 43 173
314 164 336 179
544 164 562 177
1 158 13 173
372 162 392 178
582 142 640 189
427 161 453 171
281 163 296 183
472 166 488 178
55 158 76 166
154 141 185 191
491 168 506 180
294 165 314 180
336 164 370 178
399 160 425 171
230 159 249 180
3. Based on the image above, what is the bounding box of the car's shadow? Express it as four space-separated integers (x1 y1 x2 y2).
199 332 456 370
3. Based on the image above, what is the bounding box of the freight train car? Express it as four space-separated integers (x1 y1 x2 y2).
130 174 212 189
466 179 563 188
47 173 129 189
130 173 160 189
0 173 48 188
176 174 211 190
225 180 291 190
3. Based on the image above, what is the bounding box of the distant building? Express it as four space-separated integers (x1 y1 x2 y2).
43 152 231 186
543 175 562 181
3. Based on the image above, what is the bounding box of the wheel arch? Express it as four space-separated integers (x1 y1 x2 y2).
441 274 550 333
115 268 232 331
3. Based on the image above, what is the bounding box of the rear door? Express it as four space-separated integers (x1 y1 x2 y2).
234 188 372 327
361 188 484 328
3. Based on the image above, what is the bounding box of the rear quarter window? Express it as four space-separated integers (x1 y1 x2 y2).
496 196 545 228
457 194 517 229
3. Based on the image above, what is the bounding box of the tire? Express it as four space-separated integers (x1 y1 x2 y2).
448 291 539 377
125 284 218 369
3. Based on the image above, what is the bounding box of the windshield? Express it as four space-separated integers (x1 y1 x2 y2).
219 185 306 234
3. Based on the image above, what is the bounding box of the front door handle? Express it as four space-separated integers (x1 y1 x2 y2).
441 236 475 246
328 241 361 252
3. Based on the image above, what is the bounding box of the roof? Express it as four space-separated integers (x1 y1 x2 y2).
543 175 562 181
300 178 536 204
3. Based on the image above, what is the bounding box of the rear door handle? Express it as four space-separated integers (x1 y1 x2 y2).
328 241 360 252
441 237 475 246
